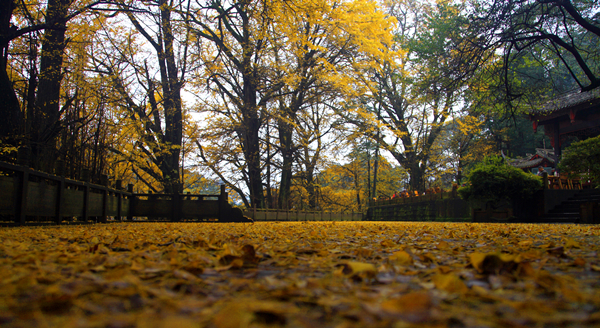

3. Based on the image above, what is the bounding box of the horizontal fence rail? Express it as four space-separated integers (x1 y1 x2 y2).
244 209 363 222
369 190 458 207
366 190 470 221
0 161 245 226
0 161 132 225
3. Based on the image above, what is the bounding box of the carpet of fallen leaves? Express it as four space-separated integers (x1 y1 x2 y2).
1 222 600 328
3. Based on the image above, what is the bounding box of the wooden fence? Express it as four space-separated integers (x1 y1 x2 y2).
0 161 245 226
243 209 363 222
368 189 459 207
0 160 470 225
366 190 470 221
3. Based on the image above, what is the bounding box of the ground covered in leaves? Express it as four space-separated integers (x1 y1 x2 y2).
1 222 600 328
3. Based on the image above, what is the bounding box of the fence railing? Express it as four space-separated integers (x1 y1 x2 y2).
244 208 363 221
0 161 245 226
366 189 469 221
368 189 459 207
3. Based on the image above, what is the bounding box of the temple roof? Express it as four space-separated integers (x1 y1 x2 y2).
530 88 600 115
507 148 555 169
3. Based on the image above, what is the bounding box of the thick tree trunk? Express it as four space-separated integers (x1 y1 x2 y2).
159 0 183 193
0 65 21 140
305 172 317 210
241 109 264 208
0 0 23 143
407 163 425 192
239 6 264 209
32 0 71 171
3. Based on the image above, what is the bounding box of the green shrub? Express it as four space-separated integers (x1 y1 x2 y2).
559 136 600 188
458 155 542 204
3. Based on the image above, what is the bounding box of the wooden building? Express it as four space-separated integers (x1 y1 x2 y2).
528 88 600 163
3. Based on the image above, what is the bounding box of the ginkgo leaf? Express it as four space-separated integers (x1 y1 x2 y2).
469 252 520 275
335 261 377 281
565 238 581 249
390 250 413 266
432 273 468 295
0 221 598 327
380 291 434 322
213 302 254 328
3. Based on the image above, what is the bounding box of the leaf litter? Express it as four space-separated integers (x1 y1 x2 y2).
0 222 599 327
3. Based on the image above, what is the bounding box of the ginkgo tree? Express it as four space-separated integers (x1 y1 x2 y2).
189 0 395 208
2 0 127 180
89 0 196 193
348 0 477 192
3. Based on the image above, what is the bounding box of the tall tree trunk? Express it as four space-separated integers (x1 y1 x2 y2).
372 145 379 198
366 150 371 200
240 7 264 209
32 0 71 171
278 115 294 210
305 170 317 209
240 108 264 208
0 0 22 145
159 0 183 193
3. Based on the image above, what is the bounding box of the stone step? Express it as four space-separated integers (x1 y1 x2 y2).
544 189 600 220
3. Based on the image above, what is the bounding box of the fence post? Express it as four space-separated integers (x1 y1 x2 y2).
127 184 134 221
100 174 109 223
55 176 65 225
15 167 29 225
115 180 123 222
116 190 123 222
